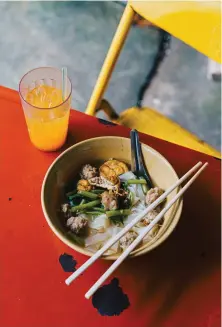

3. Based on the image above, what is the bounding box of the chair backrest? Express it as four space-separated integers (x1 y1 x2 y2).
130 1 221 63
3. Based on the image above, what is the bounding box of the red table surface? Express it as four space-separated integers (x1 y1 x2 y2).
0 86 221 327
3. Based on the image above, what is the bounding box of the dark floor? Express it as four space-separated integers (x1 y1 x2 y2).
0 1 221 149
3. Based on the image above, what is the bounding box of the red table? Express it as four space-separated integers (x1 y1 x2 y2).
0 86 221 327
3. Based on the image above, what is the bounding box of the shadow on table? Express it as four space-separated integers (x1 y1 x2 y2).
61 121 220 326
118 181 221 326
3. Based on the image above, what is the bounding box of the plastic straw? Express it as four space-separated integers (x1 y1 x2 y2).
62 67 67 101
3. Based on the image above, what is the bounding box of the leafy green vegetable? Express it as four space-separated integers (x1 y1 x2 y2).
67 231 85 246
69 196 82 206
68 193 82 200
121 182 128 191
109 215 124 226
66 190 77 197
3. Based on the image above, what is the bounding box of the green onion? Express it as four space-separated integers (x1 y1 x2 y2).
84 211 104 216
80 199 86 205
66 190 77 197
68 193 82 200
93 207 105 213
91 189 105 194
78 191 99 199
127 179 147 185
71 199 101 213
141 183 149 194
128 190 134 206
106 209 131 218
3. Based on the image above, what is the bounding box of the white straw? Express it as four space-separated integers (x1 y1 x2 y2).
65 161 202 286
85 162 208 299
62 67 67 101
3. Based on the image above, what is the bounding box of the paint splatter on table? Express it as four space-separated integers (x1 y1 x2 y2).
59 253 77 273
92 278 130 316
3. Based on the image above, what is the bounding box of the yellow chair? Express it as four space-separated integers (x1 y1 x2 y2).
86 1 221 158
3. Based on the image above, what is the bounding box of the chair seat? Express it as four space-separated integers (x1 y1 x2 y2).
117 107 221 158
130 1 221 63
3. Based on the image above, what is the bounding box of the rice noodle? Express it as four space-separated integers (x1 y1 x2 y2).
120 171 145 202
88 214 109 230
85 232 111 247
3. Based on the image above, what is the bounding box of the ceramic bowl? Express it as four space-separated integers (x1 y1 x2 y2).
41 136 183 259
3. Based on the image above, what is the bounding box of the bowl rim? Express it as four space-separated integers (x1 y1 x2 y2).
41 136 183 260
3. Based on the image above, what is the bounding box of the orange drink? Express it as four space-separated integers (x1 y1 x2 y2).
19 67 72 151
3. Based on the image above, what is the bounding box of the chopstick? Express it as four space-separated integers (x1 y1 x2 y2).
85 162 208 299
65 161 202 286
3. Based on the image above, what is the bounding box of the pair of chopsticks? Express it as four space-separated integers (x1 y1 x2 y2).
65 161 208 299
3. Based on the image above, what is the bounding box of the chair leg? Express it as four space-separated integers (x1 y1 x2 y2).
86 3 135 116
96 99 119 121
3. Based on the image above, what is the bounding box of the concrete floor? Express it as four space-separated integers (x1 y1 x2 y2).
0 1 221 150
143 37 221 150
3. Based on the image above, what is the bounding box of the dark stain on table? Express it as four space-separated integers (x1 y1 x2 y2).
8 197 12 201
92 278 130 316
97 118 116 127
59 253 77 272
